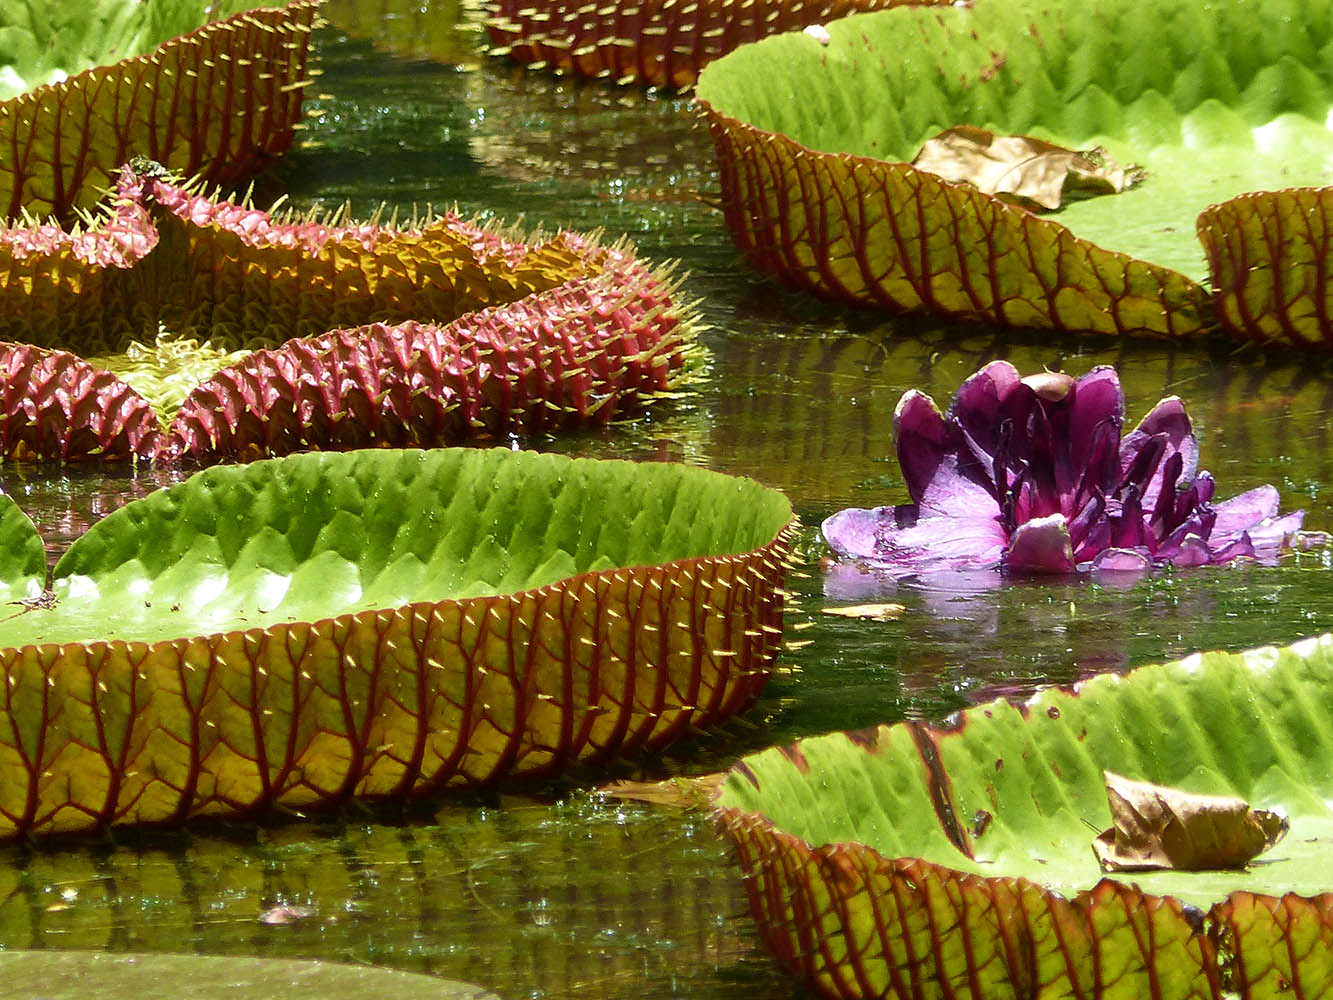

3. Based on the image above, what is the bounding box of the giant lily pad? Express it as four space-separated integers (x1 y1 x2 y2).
0 163 698 462
715 632 1333 999
0 0 317 219
485 0 928 89
0 447 794 839
695 0 1333 347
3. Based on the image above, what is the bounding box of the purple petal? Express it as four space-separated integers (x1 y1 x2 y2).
823 506 1006 573
1002 513 1076 574
1149 452 1183 532
1060 366 1124 502
1210 533 1257 564
894 389 998 517
1072 417 1122 512
1068 491 1106 551
894 390 950 505
886 515 1008 570
1110 487 1149 550
1120 397 1198 509
948 360 1022 477
1120 433 1167 500
1211 485 1281 541
1160 507 1217 556
1170 534 1216 567
822 505 916 562
1242 509 1305 561
1171 472 1215 527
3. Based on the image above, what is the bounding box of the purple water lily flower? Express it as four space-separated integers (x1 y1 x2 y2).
823 361 1321 577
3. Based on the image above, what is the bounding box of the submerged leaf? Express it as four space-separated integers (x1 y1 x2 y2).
0 951 498 1000
912 126 1145 211
1092 771 1289 872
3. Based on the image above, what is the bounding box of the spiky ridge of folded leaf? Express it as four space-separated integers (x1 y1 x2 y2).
168 263 690 461
0 166 605 355
715 633 1333 999
695 0 1333 345
0 165 697 461
485 0 921 88
0 343 163 461
0 1 318 220
0 447 795 839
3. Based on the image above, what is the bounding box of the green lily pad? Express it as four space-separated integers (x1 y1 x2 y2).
716 633 1333 998
695 0 1333 345
485 0 913 88
0 0 255 98
0 447 794 839
0 0 317 218
0 951 498 999
0 491 43 604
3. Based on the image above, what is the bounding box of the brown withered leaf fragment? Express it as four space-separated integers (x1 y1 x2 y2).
912 126 1146 211
821 603 905 621
1092 770 1288 872
599 772 725 809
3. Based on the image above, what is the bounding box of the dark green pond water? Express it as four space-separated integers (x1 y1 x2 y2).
3 6 1333 998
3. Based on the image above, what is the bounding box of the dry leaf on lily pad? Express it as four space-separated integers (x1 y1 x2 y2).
911 127 1146 211
1092 770 1288 872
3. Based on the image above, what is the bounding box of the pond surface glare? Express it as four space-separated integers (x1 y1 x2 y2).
3 10 1333 998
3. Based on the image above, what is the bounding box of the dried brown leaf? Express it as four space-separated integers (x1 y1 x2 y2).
912 126 1146 211
820 603 905 621
1091 770 1288 872
599 772 725 809
259 904 315 925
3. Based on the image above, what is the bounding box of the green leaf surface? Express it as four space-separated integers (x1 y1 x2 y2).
0 951 498 999
697 0 1333 282
6 448 789 648
0 490 43 604
0 447 794 837
720 634 1333 908
0 0 260 100
718 636 1333 998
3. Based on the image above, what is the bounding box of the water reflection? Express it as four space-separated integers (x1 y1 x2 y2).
0 797 779 1000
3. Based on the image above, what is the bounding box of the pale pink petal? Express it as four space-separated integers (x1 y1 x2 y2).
1002 513 1075 574
1089 547 1152 574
